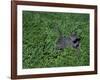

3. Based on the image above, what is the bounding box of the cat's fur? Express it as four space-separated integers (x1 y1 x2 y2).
56 28 80 50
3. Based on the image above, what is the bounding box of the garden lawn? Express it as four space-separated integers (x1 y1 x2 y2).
22 11 90 69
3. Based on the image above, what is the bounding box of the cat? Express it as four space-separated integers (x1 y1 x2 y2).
56 27 80 50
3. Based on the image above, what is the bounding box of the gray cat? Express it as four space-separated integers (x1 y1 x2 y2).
56 27 80 50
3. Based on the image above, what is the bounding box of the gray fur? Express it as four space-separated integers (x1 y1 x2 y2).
56 28 80 50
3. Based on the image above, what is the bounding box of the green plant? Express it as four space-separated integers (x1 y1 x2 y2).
23 11 90 69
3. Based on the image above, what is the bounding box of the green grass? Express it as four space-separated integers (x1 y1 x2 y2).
22 11 90 69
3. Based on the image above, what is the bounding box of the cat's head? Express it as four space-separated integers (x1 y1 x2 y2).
70 32 80 48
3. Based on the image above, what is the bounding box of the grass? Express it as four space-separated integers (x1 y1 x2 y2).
22 11 90 69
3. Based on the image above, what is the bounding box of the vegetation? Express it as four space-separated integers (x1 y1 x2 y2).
22 11 90 69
